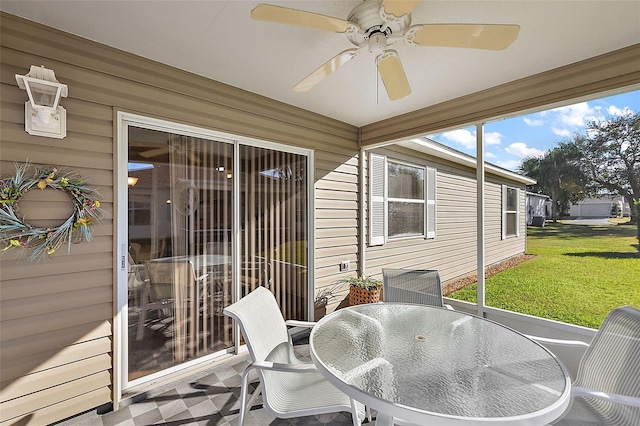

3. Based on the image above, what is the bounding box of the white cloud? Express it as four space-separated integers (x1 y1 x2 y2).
440 129 476 149
484 131 503 146
438 129 502 149
523 117 544 126
551 102 600 127
607 105 633 117
551 127 571 137
504 142 545 158
485 152 497 159
495 159 523 171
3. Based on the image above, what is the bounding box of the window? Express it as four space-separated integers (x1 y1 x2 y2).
369 153 436 245
502 185 520 238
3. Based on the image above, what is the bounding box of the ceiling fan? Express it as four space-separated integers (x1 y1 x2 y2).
252 0 520 100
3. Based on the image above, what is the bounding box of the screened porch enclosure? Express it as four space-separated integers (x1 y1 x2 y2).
126 125 309 384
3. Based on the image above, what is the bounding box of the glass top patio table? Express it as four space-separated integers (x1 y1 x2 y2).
309 303 571 426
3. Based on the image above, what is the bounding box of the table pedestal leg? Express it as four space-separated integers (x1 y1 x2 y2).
375 413 394 426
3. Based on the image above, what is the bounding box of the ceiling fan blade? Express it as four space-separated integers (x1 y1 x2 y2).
139 147 169 158
408 24 520 50
251 3 352 33
381 0 419 17
293 49 359 93
377 50 411 101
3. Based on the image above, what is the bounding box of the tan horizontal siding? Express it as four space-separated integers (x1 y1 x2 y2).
316 217 358 229
1 370 111 423
315 199 358 211
316 189 358 202
315 236 359 249
315 179 358 192
315 208 358 220
1 312 111 352
0 286 112 322
1 337 111 384
1 388 112 426
315 227 358 240
1 353 111 401
0 270 111 301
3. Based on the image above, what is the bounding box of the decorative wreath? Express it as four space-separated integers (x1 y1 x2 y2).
0 162 107 261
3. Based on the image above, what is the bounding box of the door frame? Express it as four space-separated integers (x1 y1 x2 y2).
114 111 315 405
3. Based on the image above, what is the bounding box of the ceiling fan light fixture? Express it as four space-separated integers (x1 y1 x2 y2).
368 31 387 55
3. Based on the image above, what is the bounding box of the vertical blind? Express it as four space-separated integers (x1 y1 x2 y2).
128 128 309 382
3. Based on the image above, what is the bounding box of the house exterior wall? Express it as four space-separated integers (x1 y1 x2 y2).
0 13 359 425
363 146 527 286
568 196 631 218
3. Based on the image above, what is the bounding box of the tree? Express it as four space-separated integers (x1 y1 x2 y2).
518 142 588 221
574 112 640 223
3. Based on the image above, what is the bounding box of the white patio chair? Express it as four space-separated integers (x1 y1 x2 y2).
223 286 365 426
136 260 208 341
533 305 640 425
382 268 453 309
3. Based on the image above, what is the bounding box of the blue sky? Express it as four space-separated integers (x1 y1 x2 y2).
428 89 639 171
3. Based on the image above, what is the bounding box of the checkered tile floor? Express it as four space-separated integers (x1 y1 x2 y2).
57 342 370 426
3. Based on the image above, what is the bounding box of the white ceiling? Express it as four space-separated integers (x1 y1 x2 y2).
2 1 639 127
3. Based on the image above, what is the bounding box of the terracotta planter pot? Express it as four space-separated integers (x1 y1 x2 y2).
349 285 381 305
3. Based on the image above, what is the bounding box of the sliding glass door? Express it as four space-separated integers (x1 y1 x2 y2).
122 116 309 386
239 145 308 320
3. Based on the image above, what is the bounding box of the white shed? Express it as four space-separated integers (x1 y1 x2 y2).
526 192 550 226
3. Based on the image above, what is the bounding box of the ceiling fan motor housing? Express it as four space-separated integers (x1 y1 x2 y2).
346 0 411 47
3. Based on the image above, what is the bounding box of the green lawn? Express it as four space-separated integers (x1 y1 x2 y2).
448 221 640 329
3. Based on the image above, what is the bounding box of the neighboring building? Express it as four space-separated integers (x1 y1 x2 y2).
0 12 635 426
525 192 551 226
568 195 631 218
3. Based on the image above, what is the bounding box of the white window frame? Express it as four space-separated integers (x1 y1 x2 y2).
369 153 436 246
502 185 520 239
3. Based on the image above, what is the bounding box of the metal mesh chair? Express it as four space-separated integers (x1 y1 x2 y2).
549 305 640 425
382 268 449 308
223 286 365 426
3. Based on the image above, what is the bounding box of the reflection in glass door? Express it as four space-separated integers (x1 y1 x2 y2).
239 145 308 320
127 127 234 381
124 121 310 384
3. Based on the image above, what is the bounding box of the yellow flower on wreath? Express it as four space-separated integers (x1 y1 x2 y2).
74 217 91 228
2 239 25 251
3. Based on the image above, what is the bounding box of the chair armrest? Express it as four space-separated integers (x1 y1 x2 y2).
248 360 318 374
525 335 590 347
195 272 210 282
572 386 640 407
285 320 316 329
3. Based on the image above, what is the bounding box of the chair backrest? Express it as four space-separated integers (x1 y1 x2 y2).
575 305 640 399
382 268 444 307
145 260 194 301
223 286 290 363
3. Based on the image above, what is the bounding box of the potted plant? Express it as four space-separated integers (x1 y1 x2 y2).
314 284 338 320
340 275 382 306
